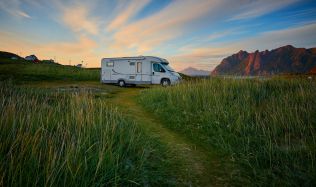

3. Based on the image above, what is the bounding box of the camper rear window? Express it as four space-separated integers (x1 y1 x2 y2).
106 62 114 67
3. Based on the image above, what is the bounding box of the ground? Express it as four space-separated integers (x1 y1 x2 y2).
108 87 232 186
20 81 231 186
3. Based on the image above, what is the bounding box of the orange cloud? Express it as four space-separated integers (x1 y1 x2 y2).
0 31 100 67
62 4 99 35
169 22 316 71
168 46 232 71
107 0 150 31
1 0 310 71
108 0 221 54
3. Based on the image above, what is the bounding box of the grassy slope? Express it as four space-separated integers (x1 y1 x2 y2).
0 57 99 82
0 61 179 186
3 56 315 185
0 59 234 185
138 78 316 186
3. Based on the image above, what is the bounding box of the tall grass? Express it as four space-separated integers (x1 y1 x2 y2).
0 63 99 81
0 81 174 186
139 78 316 186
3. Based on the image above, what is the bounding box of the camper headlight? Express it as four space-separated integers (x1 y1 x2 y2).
174 73 182 80
172 73 181 82
171 72 180 77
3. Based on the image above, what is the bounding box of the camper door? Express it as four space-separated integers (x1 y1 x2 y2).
135 61 142 81
152 63 165 84
102 60 113 81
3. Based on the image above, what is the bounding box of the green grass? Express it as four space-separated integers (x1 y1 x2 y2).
138 77 316 186
0 58 99 82
2 56 315 185
0 81 176 186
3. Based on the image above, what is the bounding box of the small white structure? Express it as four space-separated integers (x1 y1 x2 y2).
76 64 82 68
25 55 38 62
101 56 181 86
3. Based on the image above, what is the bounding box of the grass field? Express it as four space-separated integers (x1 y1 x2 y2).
138 78 316 186
1 60 315 186
0 58 99 82
0 81 179 186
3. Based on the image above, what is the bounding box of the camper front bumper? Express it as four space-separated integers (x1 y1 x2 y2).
171 76 181 85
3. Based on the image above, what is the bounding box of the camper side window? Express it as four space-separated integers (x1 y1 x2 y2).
137 62 142 73
153 63 165 73
106 62 114 67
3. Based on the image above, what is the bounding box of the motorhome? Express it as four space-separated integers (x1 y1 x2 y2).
101 56 181 86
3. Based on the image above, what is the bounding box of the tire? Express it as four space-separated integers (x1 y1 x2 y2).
118 80 125 87
161 78 170 87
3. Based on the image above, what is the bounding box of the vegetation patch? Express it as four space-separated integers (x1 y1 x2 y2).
138 78 316 186
0 59 99 82
0 81 175 186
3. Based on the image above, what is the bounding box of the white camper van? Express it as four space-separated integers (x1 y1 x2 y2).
101 56 181 86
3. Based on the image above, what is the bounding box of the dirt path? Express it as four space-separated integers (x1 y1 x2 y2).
109 87 230 186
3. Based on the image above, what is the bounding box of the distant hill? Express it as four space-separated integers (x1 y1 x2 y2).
0 51 99 81
0 51 60 65
0 51 22 59
180 67 210 76
211 45 316 76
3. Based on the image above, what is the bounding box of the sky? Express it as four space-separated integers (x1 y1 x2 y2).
0 0 316 71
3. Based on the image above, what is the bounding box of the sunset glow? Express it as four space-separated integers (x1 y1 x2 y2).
0 0 316 71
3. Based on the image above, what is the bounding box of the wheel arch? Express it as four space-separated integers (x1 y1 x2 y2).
117 78 126 83
160 77 170 83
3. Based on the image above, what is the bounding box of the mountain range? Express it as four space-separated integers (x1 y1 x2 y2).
211 45 316 76
179 67 210 76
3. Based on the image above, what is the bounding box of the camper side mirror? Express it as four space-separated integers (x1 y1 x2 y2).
152 72 155 75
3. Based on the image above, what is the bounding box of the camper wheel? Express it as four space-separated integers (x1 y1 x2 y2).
161 78 170 86
118 80 126 87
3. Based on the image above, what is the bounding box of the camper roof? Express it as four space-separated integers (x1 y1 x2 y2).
102 56 168 63
150 56 168 63
102 56 145 61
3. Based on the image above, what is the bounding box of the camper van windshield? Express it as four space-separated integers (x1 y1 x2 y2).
161 63 175 72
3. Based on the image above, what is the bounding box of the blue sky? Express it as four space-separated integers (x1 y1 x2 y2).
0 0 316 70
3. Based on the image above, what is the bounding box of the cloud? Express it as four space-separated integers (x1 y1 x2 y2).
0 30 99 66
171 22 316 71
231 22 316 51
169 46 232 71
107 0 223 54
0 0 314 71
106 0 298 55
107 0 150 31
229 0 298 20
0 0 31 19
15 10 31 18
61 4 99 35
43 35 97 54
206 29 240 41
41 35 99 65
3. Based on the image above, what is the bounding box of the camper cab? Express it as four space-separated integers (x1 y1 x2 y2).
101 56 181 86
